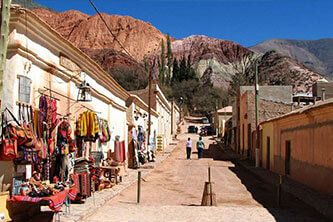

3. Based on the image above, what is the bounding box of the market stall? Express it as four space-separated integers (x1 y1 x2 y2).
0 91 125 215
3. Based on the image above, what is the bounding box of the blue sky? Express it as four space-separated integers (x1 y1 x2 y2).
35 0 333 47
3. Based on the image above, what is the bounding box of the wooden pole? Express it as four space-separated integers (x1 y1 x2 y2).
0 0 12 111
137 171 141 204
255 61 260 167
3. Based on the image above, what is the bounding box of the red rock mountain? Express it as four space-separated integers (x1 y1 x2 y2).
32 8 325 92
170 35 253 88
258 51 324 93
32 8 166 62
172 35 252 64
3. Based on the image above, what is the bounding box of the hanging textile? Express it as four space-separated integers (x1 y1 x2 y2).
39 95 58 135
137 126 145 143
114 141 126 163
55 120 75 182
76 111 100 142
99 119 111 144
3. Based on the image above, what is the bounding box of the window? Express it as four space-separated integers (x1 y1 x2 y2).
18 75 32 104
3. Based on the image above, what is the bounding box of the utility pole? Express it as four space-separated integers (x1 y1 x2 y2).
0 0 12 110
255 61 260 168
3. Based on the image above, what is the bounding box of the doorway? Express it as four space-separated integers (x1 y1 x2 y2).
266 137 270 170
247 123 251 157
285 140 291 175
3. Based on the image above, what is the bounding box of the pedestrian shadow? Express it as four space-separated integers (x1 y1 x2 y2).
118 201 139 205
180 203 201 207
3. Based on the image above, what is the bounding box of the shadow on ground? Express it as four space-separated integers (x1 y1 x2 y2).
202 140 329 222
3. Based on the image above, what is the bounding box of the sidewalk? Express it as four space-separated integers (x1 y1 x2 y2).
58 140 180 222
220 148 333 221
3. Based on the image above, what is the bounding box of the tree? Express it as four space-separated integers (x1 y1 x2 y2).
172 58 180 84
228 54 261 97
171 79 200 111
179 56 187 81
166 34 173 85
192 86 227 115
159 39 166 84
111 67 147 91
186 55 197 80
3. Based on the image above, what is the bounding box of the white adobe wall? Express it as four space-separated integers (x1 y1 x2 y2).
4 20 128 158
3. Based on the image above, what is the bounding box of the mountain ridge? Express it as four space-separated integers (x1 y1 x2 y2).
251 38 333 79
31 8 326 93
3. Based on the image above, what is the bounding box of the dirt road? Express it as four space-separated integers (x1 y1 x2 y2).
84 123 327 222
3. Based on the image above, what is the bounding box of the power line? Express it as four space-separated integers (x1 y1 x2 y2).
88 0 136 62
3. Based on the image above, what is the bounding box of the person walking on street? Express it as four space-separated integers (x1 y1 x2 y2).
186 138 192 159
197 137 205 159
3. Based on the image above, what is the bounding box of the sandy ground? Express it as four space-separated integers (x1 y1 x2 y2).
84 120 327 222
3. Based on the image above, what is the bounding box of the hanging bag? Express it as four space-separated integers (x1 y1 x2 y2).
0 111 18 160
21 104 34 147
5 107 27 145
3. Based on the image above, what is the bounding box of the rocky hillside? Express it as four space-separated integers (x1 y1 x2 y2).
258 51 324 93
32 8 166 62
171 35 253 88
251 38 333 79
169 35 325 92
12 0 42 8
31 8 326 93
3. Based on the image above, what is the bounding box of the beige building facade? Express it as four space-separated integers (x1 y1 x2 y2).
261 99 333 195
0 7 129 184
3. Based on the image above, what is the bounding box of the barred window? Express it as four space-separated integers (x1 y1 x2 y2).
18 75 32 103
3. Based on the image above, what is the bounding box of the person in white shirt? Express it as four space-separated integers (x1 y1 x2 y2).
186 138 192 160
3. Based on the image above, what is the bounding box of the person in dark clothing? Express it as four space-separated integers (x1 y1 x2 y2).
186 138 192 159
197 136 205 159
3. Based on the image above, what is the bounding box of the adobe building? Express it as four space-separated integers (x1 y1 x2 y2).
235 86 293 159
131 84 176 149
260 98 333 195
213 106 232 137
0 5 130 191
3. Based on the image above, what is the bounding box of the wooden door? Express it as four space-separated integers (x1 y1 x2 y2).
285 141 291 175
266 137 270 170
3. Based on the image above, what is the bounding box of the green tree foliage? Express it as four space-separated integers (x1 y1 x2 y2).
159 39 166 84
171 58 180 84
179 56 187 81
228 54 261 97
171 80 200 110
166 35 173 85
186 55 197 80
192 86 222 115
111 67 147 91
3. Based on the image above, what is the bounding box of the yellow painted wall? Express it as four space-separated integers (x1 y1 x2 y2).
270 105 333 195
